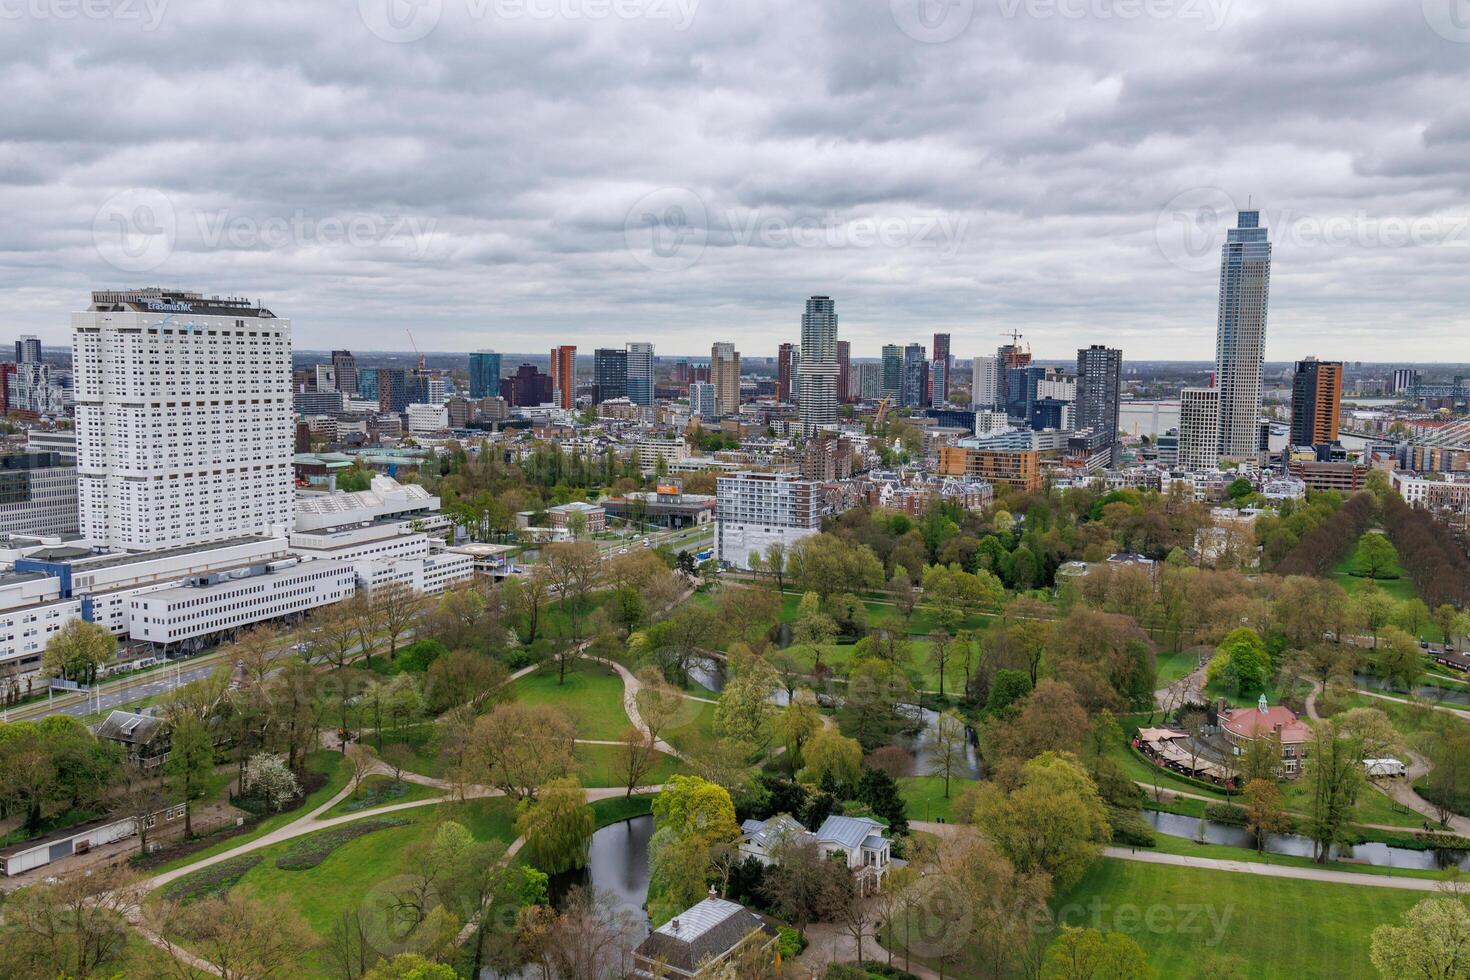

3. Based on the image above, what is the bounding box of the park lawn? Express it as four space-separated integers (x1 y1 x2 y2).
899 775 977 823
1052 859 1422 979
151 751 350 874
663 700 716 754
510 661 630 739
591 793 655 827
323 775 441 817
221 798 518 976
1331 555 1441 640
1154 649 1200 687
575 744 683 788
365 721 444 777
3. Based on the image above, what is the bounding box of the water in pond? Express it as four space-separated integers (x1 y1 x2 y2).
1145 810 1469 871
1355 673 1470 706
898 705 984 781
546 815 654 932
687 656 725 694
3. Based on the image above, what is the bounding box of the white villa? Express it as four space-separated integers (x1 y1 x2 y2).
739 813 897 892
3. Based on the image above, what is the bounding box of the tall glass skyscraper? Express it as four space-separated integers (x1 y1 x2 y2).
1215 210 1272 459
901 343 928 409
593 348 628 403
468 350 502 399
626 342 654 407
796 296 838 435
881 345 903 400
1076 345 1122 464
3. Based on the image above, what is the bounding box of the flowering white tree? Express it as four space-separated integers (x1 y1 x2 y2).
242 753 302 812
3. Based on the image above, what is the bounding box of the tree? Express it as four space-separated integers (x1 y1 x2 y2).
971 752 1110 889
645 604 722 686
633 668 685 745
1353 532 1399 580
1370 897 1470 980
1241 778 1288 854
764 541 787 593
542 541 603 654
762 836 830 929
0 864 139 980
1042 926 1155 980
615 725 660 797
772 692 822 770
650 774 741 846
926 709 970 798
40 619 116 686
1353 583 1398 648
1421 718 1470 827
1303 718 1365 863
242 752 302 812
980 678 1092 767
306 600 363 672
152 891 318 980
542 886 643 980
838 657 915 752
1205 627 1272 697
165 713 215 836
516 777 595 874
801 728 863 790
362 954 459 980
713 658 777 754
987 668 1033 716
1375 627 1423 690
856 766 909 835
788 533 885 601
471 702 577 800
423 650 509 715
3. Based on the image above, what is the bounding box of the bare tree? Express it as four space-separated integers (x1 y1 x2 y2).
307 601 362 672
0 864 140 980
373 581 426 659
614 725 659 797
151 892 317 980
324 908 378 980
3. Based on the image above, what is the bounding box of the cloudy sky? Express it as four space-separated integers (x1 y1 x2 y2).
2 0 1467 361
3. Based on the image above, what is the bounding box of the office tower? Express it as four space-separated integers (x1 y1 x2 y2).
358 367 379 401
1291 357 1343 446
777 343 798 403
331 350 358 395
469 350 502 400
931 333 951 405
879 345 903 400
971 355 999 409
549 345 577 410
690 380 716 418
1179 387 1221 470
1390 368 1418 395
14 335 41 364
856 362 881 401
626 342 654 407
711 342 740 416
74 289 292 550
427 376 450 404
378 367 409 413
313 364 336 392
0 452 79 536
797 296 839 435
901 343 928 408
1076 345 1123 464
836 340 851 403
502 363 553 407
593 348 628 404
1215 209 1273 458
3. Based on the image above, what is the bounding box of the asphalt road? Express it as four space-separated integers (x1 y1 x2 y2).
4 655 227 723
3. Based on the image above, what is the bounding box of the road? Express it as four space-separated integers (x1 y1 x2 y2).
3 655 232 724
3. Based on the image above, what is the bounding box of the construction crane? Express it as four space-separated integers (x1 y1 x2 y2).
875 395 892 427
406 329 425 372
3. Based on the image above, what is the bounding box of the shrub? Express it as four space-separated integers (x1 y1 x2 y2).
1108 807 1157 847
161 855 261 904
1204 802 1249 826
274 818 410 871
823 966 868 980
777 925 805 958
859 964 921 980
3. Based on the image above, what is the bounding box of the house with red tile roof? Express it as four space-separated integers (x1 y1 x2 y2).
1219 694 1313 776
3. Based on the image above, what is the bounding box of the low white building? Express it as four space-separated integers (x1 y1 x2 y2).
738 814 896 892
405 403 449 433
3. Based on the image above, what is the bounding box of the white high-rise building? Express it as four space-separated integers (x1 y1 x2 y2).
715 471 821 570
74 289 293 551
626 342 655 407
690 380 716 418
1179 387 1221 471
796 296 838 435
971 355 1000 409
1215 209 1272 459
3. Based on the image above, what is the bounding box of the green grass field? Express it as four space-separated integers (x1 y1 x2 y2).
323 775 441 817
574 743 682 788
1053 859 1422 979
1154 649 1201 687
662 700 716 753
898 774 976 823
510 661 631 739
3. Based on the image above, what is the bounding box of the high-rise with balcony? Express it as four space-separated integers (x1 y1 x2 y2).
777 343 798 403
1215 209 1272 459
331 350 358 396
1290 357 1343 447
1076 345 1122 464
796 296 839 435
972 356 999 409
469 350 501 400
626 342 654 407
902 343 928 409
74 289 292 550
1179 387 1221 471
931 333 951 406
549 345 577 410
835 340 851 403
710 342 740 416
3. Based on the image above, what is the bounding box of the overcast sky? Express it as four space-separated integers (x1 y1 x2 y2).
2 0 1467 361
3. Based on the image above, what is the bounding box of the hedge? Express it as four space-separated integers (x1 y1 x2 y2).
274 818 410 871
161 855 262 904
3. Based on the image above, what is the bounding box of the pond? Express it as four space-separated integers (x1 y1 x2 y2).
898 704 984 781
1145 810 1470 871
546 815 654 933
1355 673 1470 707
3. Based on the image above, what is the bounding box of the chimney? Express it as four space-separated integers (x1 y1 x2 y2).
670 919 680 934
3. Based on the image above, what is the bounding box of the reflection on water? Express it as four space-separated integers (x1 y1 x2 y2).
1355 673 1470 706
546 815 654 933
898 705 984 781
1145 810 1469 871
